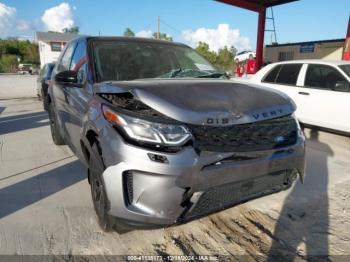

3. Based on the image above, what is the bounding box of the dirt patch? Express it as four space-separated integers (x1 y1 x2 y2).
126 206 306 260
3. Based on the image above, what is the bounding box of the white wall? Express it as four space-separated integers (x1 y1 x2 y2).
38 41 64 67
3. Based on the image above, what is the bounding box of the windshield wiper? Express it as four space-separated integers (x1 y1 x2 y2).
194 71 227 78
169 68 183 78
158 68 227 79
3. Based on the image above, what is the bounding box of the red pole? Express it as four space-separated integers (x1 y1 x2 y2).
256 7 266 71
342 16 350 60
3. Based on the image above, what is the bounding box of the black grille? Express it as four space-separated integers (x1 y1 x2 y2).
123 172 133 205
188 115 297 152
184 171 292 220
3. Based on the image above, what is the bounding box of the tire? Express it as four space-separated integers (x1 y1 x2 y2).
42 88 49 111
89 143 114 231
48 103 65 145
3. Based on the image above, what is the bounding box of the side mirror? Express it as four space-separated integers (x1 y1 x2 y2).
333 81 350 92
55 70 78 86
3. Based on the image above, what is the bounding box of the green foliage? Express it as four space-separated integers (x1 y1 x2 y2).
123 28 135 37
0 39 39 72
62 26 79 34
0 54 18 73
152 32 173 42
195 42 237 72
216 46 237 71
123 27 173 41
195 42 217 65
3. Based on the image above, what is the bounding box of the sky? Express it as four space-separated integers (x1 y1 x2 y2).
0 0 349 51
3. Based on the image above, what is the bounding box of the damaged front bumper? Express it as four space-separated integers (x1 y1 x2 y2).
100 125 305 228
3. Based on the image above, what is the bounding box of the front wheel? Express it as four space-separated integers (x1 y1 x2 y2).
48 103 65 145
42 88 49 111
89 143 114 231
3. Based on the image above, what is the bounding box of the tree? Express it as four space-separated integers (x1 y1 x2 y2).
195 42 217 65
123 28 135 37
0 39 40 72
215 46 237 71
152 32 173 41
195 42 238 72
62 26 79 34
0 54 18 73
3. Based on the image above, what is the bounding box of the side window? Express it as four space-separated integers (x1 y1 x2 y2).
275 64 302 85
263 65 282 83
69 41 87 84
305 64 347 90
57 42 76 72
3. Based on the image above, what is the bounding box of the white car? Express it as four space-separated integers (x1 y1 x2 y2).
239 60 350 134
234 50 256 62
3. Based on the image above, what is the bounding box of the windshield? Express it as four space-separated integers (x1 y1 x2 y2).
339 64 350 78
92 40 223 82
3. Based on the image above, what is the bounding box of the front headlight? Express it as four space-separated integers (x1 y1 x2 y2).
102 105 191 145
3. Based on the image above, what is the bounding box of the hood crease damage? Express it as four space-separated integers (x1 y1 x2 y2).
95 79 296 126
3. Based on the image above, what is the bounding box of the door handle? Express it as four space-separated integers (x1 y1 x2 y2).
298 92 309 95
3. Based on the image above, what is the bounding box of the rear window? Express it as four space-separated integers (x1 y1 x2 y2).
339 65 350 78
275 64 302 85
263 65 282 83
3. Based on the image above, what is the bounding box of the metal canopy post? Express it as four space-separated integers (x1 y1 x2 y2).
256 7 266 70
216 0 298 71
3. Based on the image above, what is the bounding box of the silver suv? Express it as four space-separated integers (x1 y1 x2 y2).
48 36 305 231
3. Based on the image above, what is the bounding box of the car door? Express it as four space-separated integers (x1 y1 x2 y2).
63 40 92 159
52 41 77 142
260 63 305 116
300 63 350 133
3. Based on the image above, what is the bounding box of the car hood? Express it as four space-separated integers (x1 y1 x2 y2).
94 79 296 126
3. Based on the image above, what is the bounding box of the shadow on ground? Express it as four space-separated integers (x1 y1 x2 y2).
0 111 48 135
268 129 332 261
0 160 85 219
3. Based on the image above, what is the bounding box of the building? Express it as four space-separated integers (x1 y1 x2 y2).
264 38 345 63
36 32 80 67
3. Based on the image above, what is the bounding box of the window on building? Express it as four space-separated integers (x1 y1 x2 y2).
278 51 294 61
51 42 62 52
305 64 347 90
275 64 302 85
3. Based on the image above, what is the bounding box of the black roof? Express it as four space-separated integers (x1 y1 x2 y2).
36 31 80 42
71 36 188 47
266 38 345 48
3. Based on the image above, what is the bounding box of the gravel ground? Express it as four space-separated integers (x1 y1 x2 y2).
0 75 350 260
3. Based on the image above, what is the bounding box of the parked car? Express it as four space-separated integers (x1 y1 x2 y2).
241 60 350 134
234 50 256 62
37 63 55 111
18 63 33 74
48 36 305 231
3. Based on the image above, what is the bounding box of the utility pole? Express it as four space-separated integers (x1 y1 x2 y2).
157 16 160 39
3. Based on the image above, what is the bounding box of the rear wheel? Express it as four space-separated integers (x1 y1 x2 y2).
48 103 65 145
89 142 114 231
